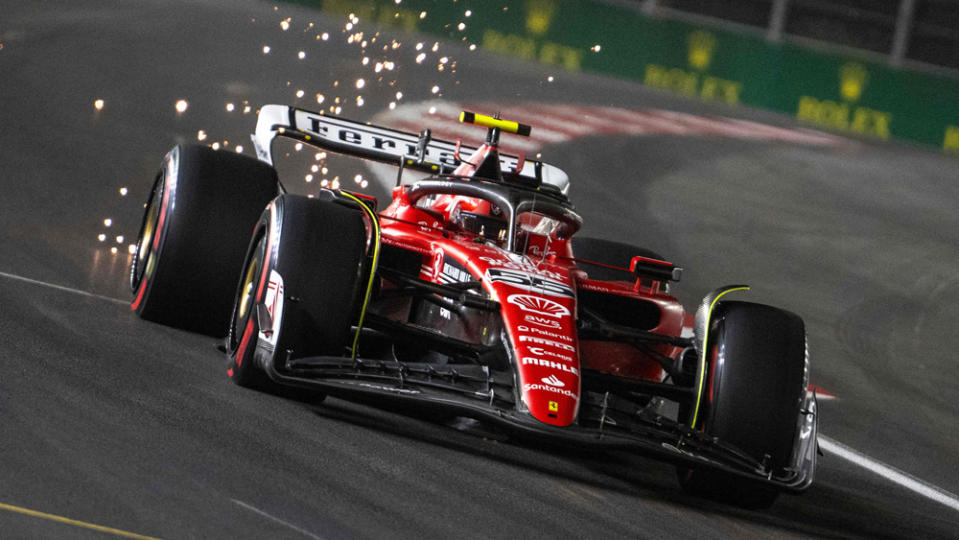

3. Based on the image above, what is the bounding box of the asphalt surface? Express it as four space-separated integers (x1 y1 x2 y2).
2 0 959 538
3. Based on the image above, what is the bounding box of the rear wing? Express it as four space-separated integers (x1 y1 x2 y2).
251 104 570 194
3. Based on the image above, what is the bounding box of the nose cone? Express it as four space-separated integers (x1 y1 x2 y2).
502 291 581 426
521 370 580 426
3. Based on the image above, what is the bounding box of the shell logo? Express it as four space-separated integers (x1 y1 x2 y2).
507 294 570 318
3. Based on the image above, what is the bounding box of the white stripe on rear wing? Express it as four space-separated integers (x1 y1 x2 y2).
252 104 569 194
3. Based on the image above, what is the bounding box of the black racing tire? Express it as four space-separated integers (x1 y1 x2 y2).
227 194 368 390
130 145 278 336
570 237 664 281
678 301 807 509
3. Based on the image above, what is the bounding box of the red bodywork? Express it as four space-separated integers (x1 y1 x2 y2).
376 141 687 427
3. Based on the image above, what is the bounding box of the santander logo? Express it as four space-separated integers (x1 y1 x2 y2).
541 375 565 387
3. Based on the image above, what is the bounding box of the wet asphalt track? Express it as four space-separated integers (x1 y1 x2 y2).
2 0 959 538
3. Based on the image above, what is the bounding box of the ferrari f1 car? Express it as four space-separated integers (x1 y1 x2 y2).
130 104 817 508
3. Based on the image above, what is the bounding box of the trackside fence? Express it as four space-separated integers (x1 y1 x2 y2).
284 0 959 154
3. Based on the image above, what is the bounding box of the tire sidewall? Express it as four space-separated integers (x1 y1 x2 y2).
130 144 279 336
701 301 806 469
227 195 368 384
131 147 179 315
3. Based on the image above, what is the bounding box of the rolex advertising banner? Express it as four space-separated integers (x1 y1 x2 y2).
301 0 959 153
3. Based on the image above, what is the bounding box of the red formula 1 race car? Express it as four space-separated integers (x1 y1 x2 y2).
130 104 818 508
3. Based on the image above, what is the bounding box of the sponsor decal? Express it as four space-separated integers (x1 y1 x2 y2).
687 30 716 70
517 325 573 342
643 30 743 105
482 29 583 70
417 220 439 232
528 244 555 258
795 62 891 139
507 294 570 318
944 125 959 153
524 314 561 328
548 400 559 413
429 249 444 282
523 383 577 400
382 235 430 255
440 261 471 285
542 374 565 387
486 268 572 297
296 110 460 166
518 335 575 351
522 357 579 376
478 252 567 281
526 0 557 35
578 282 612 293
294 109 531 172
478 262 573 286
527 346 574 362
260 270 284 346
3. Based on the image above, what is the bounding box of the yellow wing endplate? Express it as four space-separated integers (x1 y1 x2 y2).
459 111 532 137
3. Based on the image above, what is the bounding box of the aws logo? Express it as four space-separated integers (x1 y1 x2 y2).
524 314 561 329
796 62 892 139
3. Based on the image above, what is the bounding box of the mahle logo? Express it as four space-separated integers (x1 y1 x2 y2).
687 31 716 70
839 62 868 102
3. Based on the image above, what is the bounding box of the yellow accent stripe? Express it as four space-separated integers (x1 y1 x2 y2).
339 192 381 361
689 286 750 429
0 501 161 540
459 111 529 135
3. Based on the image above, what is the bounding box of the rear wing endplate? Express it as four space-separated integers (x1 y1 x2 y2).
252 104 569 193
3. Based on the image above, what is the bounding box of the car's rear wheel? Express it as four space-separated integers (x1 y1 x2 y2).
227 194 369 391
570 237 664 281
678 301 807 508
130 145 278 336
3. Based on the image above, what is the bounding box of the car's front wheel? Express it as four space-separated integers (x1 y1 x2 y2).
227 194 369 390
678 301 807 508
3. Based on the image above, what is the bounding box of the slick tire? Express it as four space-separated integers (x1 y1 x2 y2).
130 145 278 336
570 237 664 281
227 194 368 391
678 301 807 509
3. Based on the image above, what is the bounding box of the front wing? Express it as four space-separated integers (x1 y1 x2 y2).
261 353 818 493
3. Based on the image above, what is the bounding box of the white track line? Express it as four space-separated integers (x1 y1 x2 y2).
0 270 126 305
7 274 957 514
231 499 323 540
819 435 959 512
